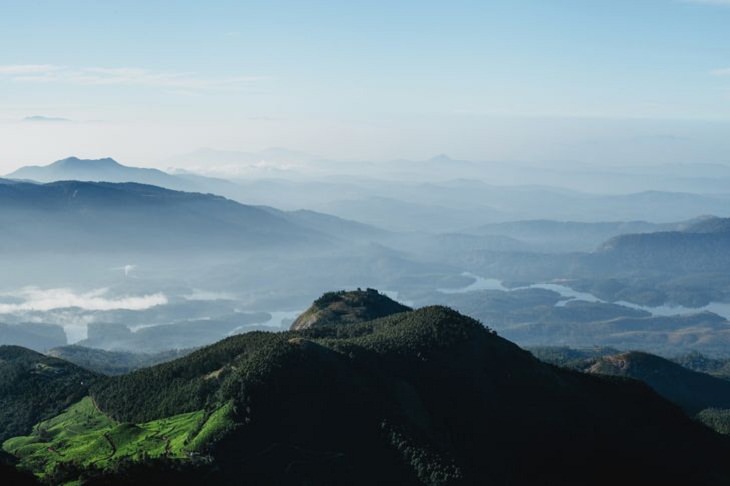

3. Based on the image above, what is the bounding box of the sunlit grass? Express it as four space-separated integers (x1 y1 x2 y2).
2 396 235 479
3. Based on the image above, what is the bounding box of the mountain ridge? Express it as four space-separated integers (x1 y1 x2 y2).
7 157 184 188
0 179 386 253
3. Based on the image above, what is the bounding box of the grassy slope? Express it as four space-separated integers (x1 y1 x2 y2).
0 346 98 443
2 397 235 479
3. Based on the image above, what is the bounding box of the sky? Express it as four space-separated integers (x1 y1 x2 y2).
1 0 730 172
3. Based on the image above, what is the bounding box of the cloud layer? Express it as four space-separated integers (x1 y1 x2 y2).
0 287 167 313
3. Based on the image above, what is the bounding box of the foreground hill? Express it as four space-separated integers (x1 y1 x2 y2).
531 346 730 435
3 297 730 485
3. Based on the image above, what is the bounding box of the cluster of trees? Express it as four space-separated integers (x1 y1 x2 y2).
90 332 293 422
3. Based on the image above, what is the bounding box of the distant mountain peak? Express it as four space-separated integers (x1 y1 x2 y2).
6 156 181 186
428 153 453 163
51 156 122 168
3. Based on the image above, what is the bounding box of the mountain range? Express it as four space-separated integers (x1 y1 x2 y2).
7 156 236 196
0 178 382 253
8 157 730 234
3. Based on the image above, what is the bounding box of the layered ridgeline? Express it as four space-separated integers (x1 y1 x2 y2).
46 346 192 376
593 216 730 274
0 177 382 253
3 291 730 485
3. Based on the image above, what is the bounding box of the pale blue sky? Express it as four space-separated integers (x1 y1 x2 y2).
1 0 730 170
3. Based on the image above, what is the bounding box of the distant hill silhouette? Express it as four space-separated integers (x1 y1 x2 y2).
8 157 188 188
596 216 730 273
0 179 367 252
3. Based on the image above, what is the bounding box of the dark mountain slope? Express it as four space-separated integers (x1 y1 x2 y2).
0 346 98 442
587 351 730 414
0 460 40 486
84 302 730 485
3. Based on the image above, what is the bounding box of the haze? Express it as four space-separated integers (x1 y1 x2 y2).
3 0 730 172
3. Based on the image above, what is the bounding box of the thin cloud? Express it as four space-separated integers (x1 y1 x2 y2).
683 0 730 5
0 64 62 74
23 115 72 123
711 68 730 76
0 64 267 91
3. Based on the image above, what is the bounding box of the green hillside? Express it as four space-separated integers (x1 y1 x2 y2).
3 397 234 481
0 346 98 442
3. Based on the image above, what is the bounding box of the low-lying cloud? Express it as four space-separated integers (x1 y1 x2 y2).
0 287 167 313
